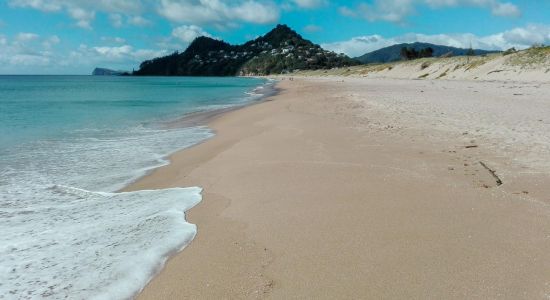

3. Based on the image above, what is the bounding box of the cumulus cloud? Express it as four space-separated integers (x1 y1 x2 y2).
42 35 61 48
8 0 142 13
71 44 168 65
9 0 143 29
109 14 124 28
0 31 166 74
171 25 213 43
490 2 521 17
91 45 134 60
109 13 152 28
10 0 282 29
101 36 127 44
292 0 327 9
16 32 40 42
499 24 550 46
67 6 95 29
322 24 550 57
341 0 521 24
128 16 152 27
425 0 521 17
0 33 55 68
157 0 280 25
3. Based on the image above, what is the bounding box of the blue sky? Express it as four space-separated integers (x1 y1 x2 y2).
0 0 549 74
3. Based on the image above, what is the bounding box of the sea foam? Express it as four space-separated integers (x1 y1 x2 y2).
0 125 212 299
0 186 201 299
0 76 271 299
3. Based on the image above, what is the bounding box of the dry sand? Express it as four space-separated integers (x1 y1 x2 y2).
127 77 550 299
296 48 550 83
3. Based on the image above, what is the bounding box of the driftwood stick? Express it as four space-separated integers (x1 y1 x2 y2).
479 161 503 186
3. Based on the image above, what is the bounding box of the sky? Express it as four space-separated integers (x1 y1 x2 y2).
0 0 549 74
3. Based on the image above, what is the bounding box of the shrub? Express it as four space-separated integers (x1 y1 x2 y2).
502 48 517 56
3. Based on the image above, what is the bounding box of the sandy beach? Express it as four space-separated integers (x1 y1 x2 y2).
127 77 550 299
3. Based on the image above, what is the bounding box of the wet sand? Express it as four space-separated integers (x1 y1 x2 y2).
128 77 550 299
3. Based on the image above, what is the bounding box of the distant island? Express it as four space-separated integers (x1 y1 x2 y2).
355 42 498 64
92 68 129 76
133 24 359 76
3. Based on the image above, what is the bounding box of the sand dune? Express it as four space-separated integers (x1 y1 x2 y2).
296 47 550 83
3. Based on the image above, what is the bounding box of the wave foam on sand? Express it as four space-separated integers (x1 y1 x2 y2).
1 186 202 300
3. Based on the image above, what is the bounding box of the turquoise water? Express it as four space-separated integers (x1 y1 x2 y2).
0 76 266 150
0 76 270 299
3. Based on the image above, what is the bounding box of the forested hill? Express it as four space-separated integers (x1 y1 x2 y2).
355 42 498 64
133 24 359 76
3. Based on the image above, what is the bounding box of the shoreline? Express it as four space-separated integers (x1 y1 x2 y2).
128 76 550 298
116 79 277 193
161 81 279 129
118 80 278 298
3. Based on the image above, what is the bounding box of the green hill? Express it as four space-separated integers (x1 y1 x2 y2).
134 24 359 76
355 42 498 64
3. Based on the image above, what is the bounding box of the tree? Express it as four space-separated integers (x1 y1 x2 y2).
401 47 433 60
400 47 409 60
400 47 419 60
419 47 434 58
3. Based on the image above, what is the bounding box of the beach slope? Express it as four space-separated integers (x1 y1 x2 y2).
128 77 550 299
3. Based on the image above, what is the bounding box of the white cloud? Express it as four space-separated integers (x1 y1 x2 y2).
8 0 62 12
292 0 327 9
92 45 133 59
42 35 61 48
101 36 126 44
48 35 61 44
0 31 167 74
10 0 281 29
303 24 322 33
425 0 520 17
491 2 520 17
322 24 550 57
10 0 288 29
357 0 415 23
128 16 152 27
0 33 55 69
341 0 521 23
16 32 40 42
67 6 95 29
500 24 550 46
172 25 212 43
59 44 169 73
72 44 168 64
9 0 144 29
157 0 280 25
338 6 356 17
109 13 152 28
8 0 142 13
109 14 124 28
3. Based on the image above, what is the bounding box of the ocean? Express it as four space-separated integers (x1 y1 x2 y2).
0 76 271 299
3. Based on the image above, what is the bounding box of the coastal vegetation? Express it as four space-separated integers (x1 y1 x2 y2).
92 68 129 76
506 45 550 67
293 47 549 82
400 46 434 60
